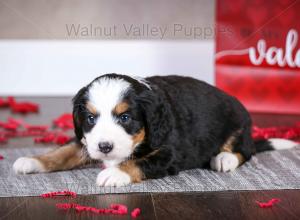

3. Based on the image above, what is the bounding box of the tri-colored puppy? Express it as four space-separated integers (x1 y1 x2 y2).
13 74 297 186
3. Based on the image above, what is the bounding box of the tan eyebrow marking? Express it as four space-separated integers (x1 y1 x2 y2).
114 101 129 115
86 102 97 115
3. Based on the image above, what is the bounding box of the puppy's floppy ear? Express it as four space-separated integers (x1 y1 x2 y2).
138 88 173 148
72 86 88 141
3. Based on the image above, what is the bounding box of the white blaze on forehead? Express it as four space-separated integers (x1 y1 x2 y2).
88 77 131 113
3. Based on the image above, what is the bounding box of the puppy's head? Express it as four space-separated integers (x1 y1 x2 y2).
72 74 151 166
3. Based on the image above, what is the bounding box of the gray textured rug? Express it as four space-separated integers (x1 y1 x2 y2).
0 146 300 197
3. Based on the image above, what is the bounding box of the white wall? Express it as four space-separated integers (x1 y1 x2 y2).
0 40 214 96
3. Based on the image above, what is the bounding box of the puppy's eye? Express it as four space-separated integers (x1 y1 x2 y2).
119 113 131 123
87 115 96 125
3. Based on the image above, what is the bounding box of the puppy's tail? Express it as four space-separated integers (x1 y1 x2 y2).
254 138 298 153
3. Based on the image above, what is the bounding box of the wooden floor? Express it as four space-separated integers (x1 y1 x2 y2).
1 97 300 220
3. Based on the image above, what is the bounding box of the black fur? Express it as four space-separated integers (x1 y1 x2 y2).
73 74 267 180
133 75 256 178
254 140 274 152
72 86 88 140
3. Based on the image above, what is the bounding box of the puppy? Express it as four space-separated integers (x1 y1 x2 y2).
13 74 297 186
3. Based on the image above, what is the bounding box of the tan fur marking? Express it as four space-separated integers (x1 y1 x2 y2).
132 128 145 147
220 130 245 167
86 102 97 115
119 160 144 183
234 153 245 165
34 142 87 172
144 149 160 158
221 135 235 153
220 130 242 153
119 149 159 182
114 102 129 115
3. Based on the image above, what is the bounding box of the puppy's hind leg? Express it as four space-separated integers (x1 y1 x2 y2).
210 152 244 172
210 128 253 172
13 141 88 174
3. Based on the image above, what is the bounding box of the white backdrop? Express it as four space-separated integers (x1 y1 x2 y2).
0 40 214 96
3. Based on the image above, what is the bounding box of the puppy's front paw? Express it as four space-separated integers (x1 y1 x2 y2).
210 152 239 172
96 167 131 187
13 157 45 174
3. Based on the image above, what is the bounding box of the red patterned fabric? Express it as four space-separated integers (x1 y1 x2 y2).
216 0 300 114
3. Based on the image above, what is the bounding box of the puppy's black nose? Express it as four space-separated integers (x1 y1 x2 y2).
98 142 113 154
